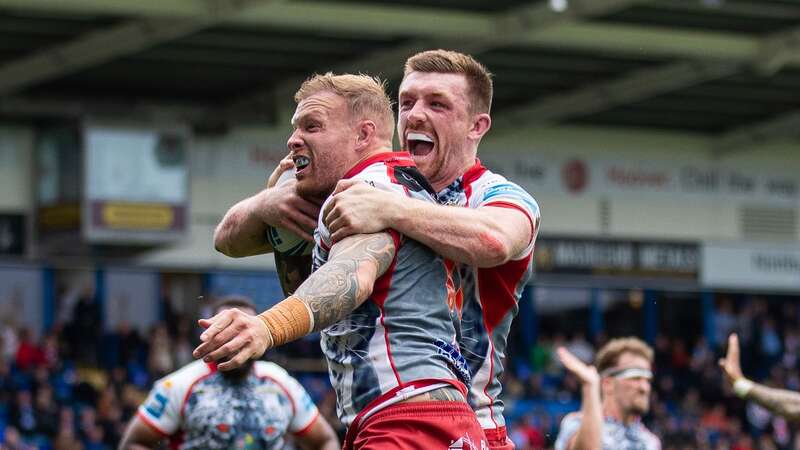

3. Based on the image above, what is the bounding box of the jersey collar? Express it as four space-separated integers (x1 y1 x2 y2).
344 151 414 179
436 158 486 199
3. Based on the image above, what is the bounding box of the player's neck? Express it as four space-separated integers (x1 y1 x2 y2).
352 145 395 166
430 157 478 192
603 401 640 426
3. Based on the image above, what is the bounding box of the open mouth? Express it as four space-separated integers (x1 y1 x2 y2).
294 155 311 173
406 132 435 156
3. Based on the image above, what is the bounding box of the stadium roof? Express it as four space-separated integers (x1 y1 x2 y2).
1 0 799 152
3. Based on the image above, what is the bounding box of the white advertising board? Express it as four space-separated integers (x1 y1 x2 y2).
702 243 800 290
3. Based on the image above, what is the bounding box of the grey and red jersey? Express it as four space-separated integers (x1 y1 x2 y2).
555 413 662 450
437 159 540 431
312 151 470 427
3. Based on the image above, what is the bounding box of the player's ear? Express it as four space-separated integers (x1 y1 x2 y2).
468 113 491 141
355 120 376 150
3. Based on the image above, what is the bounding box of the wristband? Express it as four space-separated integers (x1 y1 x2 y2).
258 296 314 347
733 378 754 398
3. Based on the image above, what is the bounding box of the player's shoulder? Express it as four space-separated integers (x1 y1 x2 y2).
161 360 213 385
253 360 293 380
560 411 583 425
149 360 214 399
639 423 662 448
472 170 530 195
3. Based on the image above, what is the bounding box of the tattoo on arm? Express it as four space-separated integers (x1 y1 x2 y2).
419 387 465 402
274 252 312 296
748 384 800 421
294 233 396 332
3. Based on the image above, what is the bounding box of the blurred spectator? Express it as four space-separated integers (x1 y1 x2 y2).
63 288 101 366
14 329 44 372
2 321 19 364
2 425 35 450
3 286 800 449
146 324 172 378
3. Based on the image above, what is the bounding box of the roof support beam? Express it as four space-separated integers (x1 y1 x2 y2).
494 25 800 128
713 110 800 156
0 0 277 96
0 0 775 63
222 0 651 120
755 27 800 75
496 60 741 129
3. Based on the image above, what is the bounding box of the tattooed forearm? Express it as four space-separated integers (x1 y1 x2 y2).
294 232 396 332
747 384 800 421
274 252 313 296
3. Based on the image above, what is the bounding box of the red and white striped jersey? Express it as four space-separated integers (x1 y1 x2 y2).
437 159 540 431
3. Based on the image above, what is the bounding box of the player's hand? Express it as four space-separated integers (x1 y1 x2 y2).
192 308 273 371
719 333 745 384
266 154 295 188
261 179 321 242
323 180 398 242
558 346 600 387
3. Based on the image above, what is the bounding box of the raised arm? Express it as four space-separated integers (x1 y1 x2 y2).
323 180 535 268
557 347 602 450
194 231 396 370
721 333 800 421
213 182 320 258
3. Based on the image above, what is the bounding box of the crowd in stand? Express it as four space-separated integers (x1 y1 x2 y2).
1 293 799 449
503 297 800 450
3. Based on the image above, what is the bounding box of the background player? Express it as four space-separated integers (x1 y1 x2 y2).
554 337 661 450
118 296 339 450
720 332 800 421
195 73 486 449
321 49 539 450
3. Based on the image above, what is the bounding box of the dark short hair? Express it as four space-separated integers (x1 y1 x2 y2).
404 49 493 114
212 295 257 315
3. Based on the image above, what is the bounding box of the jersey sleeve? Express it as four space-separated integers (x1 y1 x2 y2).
553 413 582 450
317 175 405 253
283 374 320 434
256 365 320 435
137 375 186 436
472 179 540 259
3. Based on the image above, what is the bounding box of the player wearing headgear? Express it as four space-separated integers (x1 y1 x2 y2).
196 73 486 449
321 49 539 450
118 296 338 450
555 337 661 450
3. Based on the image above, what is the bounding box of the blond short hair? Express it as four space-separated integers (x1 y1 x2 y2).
404 49 493 114
294 72 394 139
595 337 654 373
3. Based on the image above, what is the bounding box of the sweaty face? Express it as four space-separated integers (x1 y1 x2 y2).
397 72 476 190
288 91 358 200
610 353 652 416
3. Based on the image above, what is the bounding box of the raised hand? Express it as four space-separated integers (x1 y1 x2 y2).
323 179 399 242
719 333 744 384
266 153 295 189
558 346 600 387
262 177 321 242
